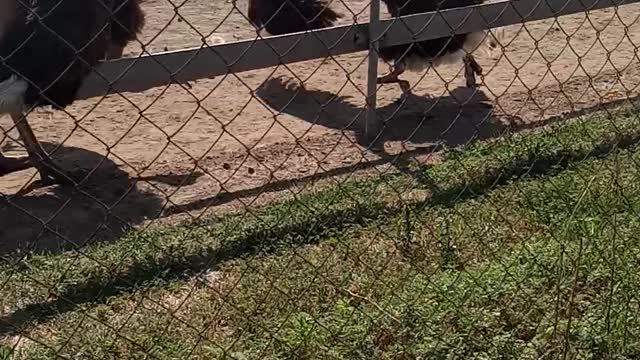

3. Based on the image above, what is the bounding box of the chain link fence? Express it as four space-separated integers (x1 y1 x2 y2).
1 0 640 358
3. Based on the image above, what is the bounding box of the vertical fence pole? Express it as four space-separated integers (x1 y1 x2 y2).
365 0 381 146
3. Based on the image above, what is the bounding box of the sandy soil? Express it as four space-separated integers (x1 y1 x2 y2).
1 0 640 254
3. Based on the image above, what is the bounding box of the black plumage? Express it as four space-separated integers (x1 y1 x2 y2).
379 0 484 62
248 0 342 35
0 0 145 182
110 0 146 50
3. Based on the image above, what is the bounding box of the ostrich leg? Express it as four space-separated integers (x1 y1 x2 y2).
463 54 483 88
10 112 73 185
377 62 412 101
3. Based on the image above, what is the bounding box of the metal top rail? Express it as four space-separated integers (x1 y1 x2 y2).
77 0 639 100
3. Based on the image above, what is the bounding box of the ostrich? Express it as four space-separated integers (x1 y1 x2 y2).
248 0 502 100
0 0 145 184
247 0 342 36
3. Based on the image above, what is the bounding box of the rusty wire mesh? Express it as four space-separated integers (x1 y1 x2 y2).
1 0 640 358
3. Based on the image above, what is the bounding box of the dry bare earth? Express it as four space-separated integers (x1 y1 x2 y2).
1 0 639 253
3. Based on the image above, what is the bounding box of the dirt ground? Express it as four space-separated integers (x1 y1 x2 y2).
2 0 640 254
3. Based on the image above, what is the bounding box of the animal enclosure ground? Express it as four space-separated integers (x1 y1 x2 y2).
2 1 640 252
1 104 640 358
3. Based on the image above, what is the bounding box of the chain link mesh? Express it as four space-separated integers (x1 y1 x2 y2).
1 0 640 358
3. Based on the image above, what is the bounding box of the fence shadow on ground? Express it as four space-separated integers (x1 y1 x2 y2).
254 76 514 182
163 79 503 216
165 76 637 217
0 143 201 256
255 76 505 149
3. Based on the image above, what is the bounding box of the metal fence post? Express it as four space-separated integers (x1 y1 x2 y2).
365 0 381 146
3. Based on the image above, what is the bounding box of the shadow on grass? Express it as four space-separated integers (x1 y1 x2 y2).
426 130 640 207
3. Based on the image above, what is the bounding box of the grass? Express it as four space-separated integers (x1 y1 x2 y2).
2 106 640 358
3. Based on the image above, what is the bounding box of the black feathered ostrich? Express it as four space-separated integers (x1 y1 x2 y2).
0 0 145 184
248 0 502 101
247 0 342 36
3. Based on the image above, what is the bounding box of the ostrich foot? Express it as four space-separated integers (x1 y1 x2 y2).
33 160 77 186
377 63 412 103
0 154 77 186
0 155 32 176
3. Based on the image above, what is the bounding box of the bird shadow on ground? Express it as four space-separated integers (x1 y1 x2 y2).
163 76 570 216
0 143 202 257
254 76 515 180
